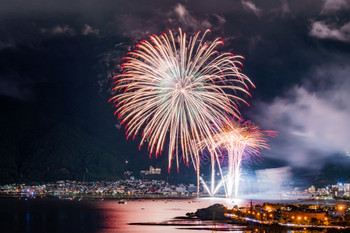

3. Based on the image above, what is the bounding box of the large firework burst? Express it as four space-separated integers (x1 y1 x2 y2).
110 28 253 173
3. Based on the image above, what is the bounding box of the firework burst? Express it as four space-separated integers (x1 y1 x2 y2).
110 28 253 175
200 119 276 197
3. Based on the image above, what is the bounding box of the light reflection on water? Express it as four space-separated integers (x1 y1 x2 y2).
0 197 330 233
0 197 247 233
98 198 244 233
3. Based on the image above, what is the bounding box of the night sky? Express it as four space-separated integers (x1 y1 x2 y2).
1 0 350 186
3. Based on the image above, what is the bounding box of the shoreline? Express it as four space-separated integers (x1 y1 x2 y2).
129 217 350 231
129 219 350 232
1 194 349 203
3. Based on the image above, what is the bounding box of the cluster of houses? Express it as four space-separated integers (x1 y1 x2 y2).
0 178 198 198
306 182 350 198
229 202 350 228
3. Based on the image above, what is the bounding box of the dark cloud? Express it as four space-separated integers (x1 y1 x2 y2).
321 0 350 14
309 21 350 41
241 0 262 17
251 64 350 169
41 25 76 36
116 2 227 40
82 24 100 36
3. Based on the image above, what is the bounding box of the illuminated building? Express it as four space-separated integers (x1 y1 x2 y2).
140 166 161 175
281 210 326 222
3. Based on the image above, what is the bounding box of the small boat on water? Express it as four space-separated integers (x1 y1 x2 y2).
118 200 127 204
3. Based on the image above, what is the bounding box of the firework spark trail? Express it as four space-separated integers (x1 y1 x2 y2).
196 138 227 196
198 119 276 197
111 29 254 179
221 120 275 197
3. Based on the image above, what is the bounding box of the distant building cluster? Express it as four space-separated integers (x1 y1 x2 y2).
303 182 350 199
1 163 349 201
140 166 162 175
0 176 198 198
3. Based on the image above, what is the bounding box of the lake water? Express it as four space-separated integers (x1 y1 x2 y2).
0 197 330 233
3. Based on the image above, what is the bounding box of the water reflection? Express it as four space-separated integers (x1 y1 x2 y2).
0 198 105 233
0 198 336 233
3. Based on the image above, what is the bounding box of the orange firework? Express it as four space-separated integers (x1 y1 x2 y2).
197 119 276 197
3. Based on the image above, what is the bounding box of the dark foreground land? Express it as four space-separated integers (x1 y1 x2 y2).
131 203 350 232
